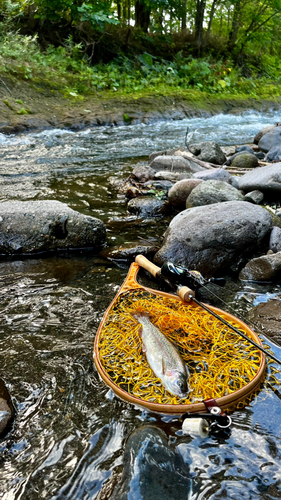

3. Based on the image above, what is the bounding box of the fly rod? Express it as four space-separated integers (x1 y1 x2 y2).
135 255 281 366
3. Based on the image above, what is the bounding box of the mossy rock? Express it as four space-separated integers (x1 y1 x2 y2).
231 153 258 169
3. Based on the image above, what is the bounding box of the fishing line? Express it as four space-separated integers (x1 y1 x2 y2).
161 274 281 365
191 296 281 365
180 268 281 357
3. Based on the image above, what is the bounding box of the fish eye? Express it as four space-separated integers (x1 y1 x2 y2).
177 376 187 392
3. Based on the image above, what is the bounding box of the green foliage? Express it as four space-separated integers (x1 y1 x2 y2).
77 3 119 30
0 27 280 101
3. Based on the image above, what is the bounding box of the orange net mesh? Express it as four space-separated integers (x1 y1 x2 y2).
98 290 263 405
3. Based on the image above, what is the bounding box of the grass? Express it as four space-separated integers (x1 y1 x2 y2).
0 30 281 104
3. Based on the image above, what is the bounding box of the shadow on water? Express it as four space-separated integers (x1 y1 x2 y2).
0 111 281 499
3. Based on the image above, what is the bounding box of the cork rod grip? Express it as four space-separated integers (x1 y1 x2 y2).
177 285 195 302
135 255 161 278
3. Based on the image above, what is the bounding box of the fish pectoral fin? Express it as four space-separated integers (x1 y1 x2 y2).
162 358 165 375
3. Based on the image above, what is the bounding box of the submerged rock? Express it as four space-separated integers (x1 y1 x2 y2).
127 197 169 217
247 299 281 345
154 201 272 276
0 201 106 255
100 242 159 261
239 252 281 281
110 426 191 500
132 164 156 183
185 180 245 208
0 378 14 436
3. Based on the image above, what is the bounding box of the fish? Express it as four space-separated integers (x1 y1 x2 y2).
134 314 189 398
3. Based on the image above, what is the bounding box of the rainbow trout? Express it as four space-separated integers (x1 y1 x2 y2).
134 314 189 398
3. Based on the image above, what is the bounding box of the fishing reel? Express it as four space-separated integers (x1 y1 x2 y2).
181 403 232 438
160 262 226 293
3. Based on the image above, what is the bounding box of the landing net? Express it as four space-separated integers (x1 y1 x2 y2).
98 290 262 405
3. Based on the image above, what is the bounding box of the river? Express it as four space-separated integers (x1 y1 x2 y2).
0 110 281 500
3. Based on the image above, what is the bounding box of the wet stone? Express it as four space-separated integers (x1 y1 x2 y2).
144 179 173 191
239 252 281 281
110 425 191 500
270 226 281 253
132 164 156 183
0 200 106 255
127 197 170 217
100 242 159 261
0 378 14 436
247 299 281 345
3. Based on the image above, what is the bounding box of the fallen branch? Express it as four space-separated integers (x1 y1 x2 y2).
174 150 217 170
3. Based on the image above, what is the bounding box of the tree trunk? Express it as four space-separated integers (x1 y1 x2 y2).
203 0 218 46
128 0 131 24
135 0 150 32
227 0 242 51
181 0 187 31
117 0 121 20
195 0 206 55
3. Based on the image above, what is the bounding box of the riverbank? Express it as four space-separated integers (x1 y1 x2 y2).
1 77 281 134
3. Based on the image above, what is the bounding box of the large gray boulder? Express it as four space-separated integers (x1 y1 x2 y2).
110 426 191 500
188 141 226 165
258 126 281 152
150 155 205 173
154 201 272 276
0 200 106 255
237 164 281 193
186 180 245 208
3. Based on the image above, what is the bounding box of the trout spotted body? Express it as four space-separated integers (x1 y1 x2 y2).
134 314 189 398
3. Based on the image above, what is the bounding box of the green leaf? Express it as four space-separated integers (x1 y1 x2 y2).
138 53 154 68
218 79 227 88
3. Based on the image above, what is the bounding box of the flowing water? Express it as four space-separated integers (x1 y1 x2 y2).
0 110 281 500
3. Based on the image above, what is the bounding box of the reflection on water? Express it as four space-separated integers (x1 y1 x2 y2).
0 111 281 499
